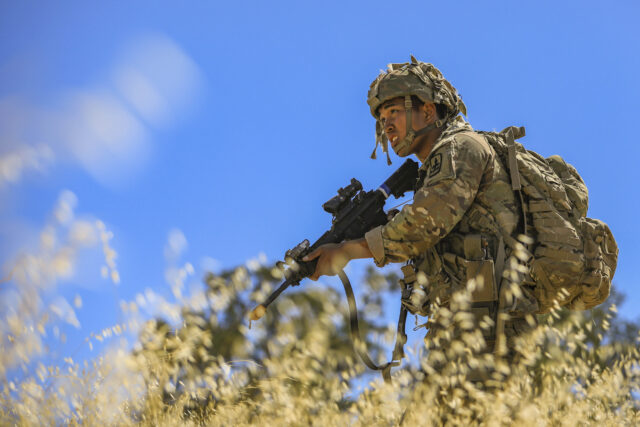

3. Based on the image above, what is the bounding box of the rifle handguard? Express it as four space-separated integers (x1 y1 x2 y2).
248 159 419 320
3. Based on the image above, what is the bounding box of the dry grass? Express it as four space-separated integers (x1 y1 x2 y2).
1 194 638 426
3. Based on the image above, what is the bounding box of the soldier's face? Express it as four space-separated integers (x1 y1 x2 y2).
378 97 431 156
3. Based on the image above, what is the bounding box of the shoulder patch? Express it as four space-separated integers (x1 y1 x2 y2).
428 153 443 177
424 145 456 186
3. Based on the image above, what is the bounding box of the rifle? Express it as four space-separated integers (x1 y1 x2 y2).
249 159 419 382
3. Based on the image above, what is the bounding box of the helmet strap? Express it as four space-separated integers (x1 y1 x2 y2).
392 96 415 154
404 96 414 141
393 95 445 155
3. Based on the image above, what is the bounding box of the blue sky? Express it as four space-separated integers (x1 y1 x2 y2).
1 1 639 362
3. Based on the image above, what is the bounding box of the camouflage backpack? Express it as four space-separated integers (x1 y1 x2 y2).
481 126 618 314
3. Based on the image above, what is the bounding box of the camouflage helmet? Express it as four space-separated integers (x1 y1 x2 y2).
368 56 467 164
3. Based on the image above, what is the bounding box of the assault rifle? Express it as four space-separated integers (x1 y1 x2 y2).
249 159 419 382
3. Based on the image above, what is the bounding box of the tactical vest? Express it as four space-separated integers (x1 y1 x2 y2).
410 130 523 318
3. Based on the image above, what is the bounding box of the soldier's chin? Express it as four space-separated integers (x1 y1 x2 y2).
393 145 410 157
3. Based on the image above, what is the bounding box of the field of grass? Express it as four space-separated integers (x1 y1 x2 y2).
1 195 638 425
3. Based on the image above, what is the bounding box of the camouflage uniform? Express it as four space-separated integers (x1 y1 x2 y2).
364 59 538 357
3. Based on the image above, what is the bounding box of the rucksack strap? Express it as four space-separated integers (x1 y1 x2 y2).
503 127 529 237
494 126 529 355
505 128 522 192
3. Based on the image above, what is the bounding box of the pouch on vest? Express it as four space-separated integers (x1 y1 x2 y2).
439 233 499 304
399 265 430 316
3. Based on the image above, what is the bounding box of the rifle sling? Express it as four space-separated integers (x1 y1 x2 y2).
338 270 407 384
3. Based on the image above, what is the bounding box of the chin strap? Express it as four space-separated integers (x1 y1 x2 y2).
393 95 445 155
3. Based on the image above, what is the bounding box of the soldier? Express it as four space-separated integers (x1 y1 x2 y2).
303 57 539 363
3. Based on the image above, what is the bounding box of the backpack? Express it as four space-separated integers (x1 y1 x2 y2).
479 126 618 314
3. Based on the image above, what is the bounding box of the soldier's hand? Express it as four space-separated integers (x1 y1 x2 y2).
303 243 351 281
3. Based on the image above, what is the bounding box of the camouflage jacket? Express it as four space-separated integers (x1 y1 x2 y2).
365 118 522 306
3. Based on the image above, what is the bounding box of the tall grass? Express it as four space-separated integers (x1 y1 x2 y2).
1 194 638 425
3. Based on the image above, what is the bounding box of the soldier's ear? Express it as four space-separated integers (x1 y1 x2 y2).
422 102 436 122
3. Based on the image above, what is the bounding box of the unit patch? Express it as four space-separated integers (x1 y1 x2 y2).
428 154 442 178
424 146 456 186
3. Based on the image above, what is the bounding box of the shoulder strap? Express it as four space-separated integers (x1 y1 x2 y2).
481 126 530 356
502 126 529 237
